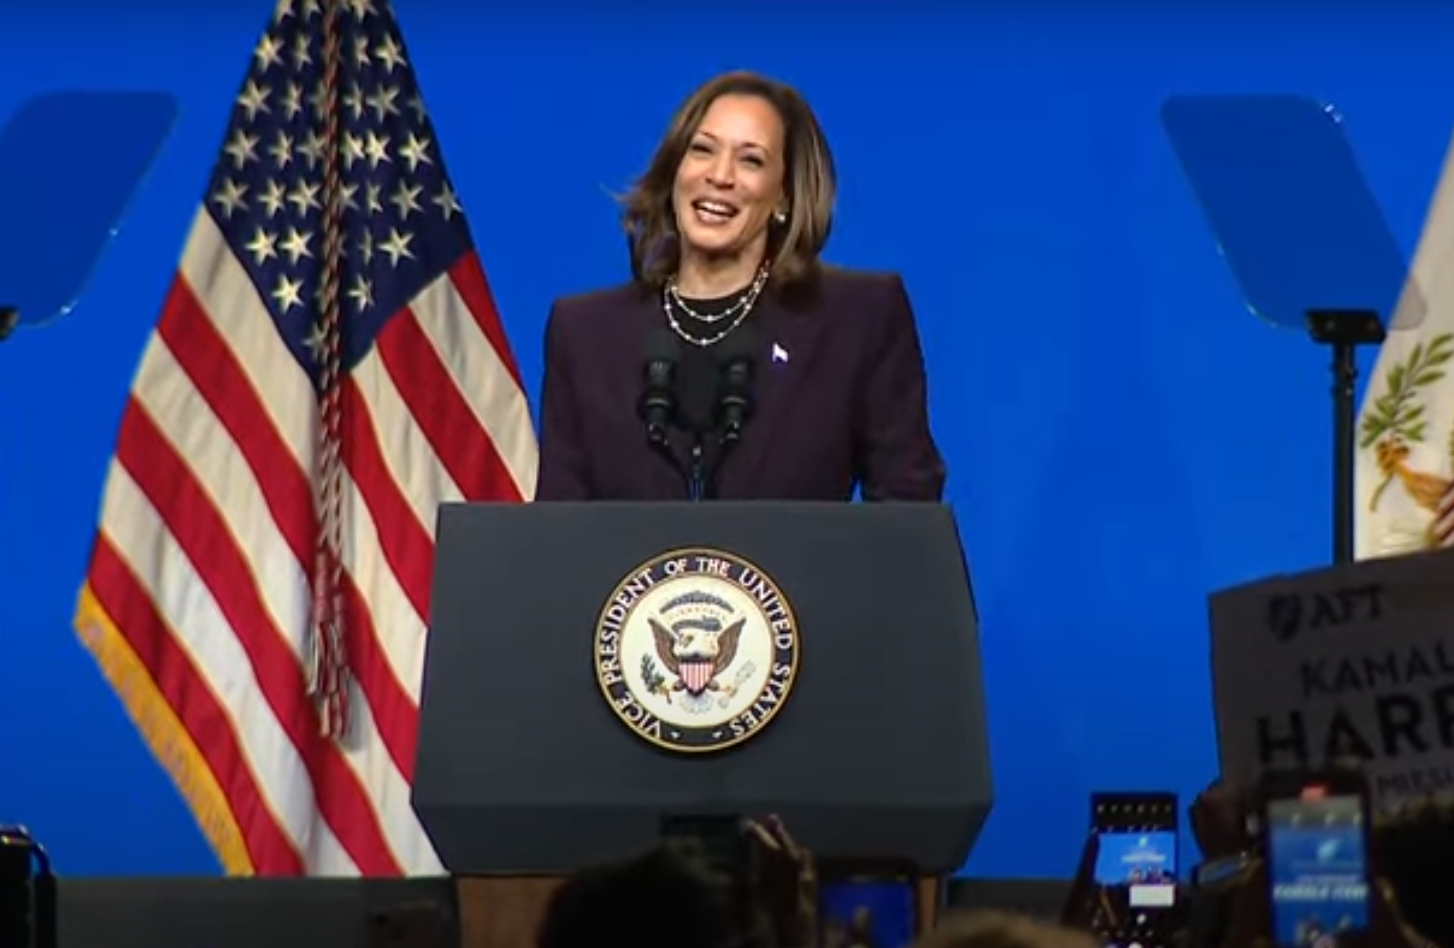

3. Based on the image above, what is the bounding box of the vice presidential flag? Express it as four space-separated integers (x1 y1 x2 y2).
1356 131 1454 559
72 0 538 876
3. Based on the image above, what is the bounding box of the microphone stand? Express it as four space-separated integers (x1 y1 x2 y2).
643 342 755 503
688 440 707 502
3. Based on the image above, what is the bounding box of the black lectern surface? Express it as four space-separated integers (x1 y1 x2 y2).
412 502 992 875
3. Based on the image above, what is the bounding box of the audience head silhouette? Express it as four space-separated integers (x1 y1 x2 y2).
915 910 1098 948
1374 797 1454 948
536 841 769 948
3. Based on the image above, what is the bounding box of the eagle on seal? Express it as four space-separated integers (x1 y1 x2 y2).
648 615 747 698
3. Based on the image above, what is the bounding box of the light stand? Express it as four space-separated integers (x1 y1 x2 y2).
1306 309 1386 565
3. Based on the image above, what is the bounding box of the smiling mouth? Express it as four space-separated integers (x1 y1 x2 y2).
692 199 739 224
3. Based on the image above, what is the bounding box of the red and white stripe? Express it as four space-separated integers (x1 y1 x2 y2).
75 209 537 875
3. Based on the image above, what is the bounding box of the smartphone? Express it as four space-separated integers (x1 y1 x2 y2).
817 858 919 948
1085 792 1179 948
1092 792 1179 907
1259 769 1373 948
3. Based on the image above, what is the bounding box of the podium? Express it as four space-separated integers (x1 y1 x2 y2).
412 502 993 948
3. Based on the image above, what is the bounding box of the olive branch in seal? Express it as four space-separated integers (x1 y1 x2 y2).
640 654 667 696
1360 332 1454 508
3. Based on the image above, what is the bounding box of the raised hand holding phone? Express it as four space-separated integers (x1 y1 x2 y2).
1259 778 1369 947
1207 766 1430 948
1083 792 1181 948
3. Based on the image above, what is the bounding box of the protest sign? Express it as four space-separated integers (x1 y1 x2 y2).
1210 547 1454 809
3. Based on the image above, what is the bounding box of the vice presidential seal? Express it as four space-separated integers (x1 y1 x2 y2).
593 548 801 753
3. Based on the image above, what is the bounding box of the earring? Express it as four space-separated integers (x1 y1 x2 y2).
773 209 788 225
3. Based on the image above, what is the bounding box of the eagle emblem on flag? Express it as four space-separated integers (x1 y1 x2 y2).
1360 331 1454 551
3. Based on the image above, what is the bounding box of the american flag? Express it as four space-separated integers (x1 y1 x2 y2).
71 0 537 875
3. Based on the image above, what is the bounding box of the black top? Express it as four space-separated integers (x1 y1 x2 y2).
534 266 948 504
668 286 758 437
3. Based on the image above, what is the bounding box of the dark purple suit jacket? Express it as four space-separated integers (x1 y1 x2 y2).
534 267 946 502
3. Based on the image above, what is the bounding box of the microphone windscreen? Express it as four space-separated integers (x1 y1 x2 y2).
643 327 682 365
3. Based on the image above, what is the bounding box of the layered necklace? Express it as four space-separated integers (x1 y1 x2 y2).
662 263 770 348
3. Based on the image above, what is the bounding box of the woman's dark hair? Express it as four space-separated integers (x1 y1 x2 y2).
618 70 837 292
537 841 771 948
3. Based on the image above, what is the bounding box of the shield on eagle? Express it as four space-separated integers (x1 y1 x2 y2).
648 614 746 696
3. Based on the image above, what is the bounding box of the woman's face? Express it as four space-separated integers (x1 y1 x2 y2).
672 93 786 269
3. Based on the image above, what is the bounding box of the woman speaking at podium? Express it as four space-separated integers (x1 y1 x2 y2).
534 70 945 503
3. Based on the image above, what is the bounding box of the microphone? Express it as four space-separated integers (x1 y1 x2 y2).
714 327 759 446
639 328 681 446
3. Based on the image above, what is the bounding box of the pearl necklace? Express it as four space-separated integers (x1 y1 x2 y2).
662 266 770 348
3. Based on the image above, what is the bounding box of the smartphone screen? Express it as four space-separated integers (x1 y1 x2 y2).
1266 789 1371 948
818 872 917 948
1091 793 1178 909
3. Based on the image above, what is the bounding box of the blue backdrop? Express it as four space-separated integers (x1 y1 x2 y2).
2 0 1452 879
